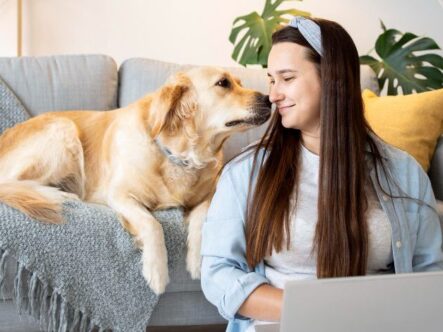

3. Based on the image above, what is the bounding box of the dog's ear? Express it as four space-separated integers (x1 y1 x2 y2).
150 72 196 137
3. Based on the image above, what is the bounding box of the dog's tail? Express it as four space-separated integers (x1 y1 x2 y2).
0 180 66 224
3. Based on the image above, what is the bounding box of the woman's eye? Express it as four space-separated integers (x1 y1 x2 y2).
268 80 275 85
283 77 294 82
216 78 230 88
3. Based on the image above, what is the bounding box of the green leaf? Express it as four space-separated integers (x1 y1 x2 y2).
400 37 440 54
359 55 379 65
414 54 443 69
415 67 443 88
360 24 443 95
388 32 417 54
375 29 401 58
229 0 310 67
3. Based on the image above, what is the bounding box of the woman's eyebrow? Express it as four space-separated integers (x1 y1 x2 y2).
267 69 298 77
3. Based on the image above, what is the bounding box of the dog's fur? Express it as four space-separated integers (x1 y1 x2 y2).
0 67 271 294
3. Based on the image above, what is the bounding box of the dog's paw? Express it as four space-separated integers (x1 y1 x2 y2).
143 261 170 295
186 246 202 279
141 243 170 295
185 202 208 280
60 191 80 201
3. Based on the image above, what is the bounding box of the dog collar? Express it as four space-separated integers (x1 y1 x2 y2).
154 138 190 168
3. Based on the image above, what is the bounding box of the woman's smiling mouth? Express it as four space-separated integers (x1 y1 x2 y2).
278 104 295 114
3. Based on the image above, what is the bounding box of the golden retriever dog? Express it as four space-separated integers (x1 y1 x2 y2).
0 67 271 294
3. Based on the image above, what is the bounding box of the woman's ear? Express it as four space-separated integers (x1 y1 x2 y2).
150 72 196 137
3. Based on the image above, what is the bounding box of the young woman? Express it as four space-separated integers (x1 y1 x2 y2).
200 16 443 332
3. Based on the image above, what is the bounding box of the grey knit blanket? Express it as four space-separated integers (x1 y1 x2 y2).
0 202 186 331
0 76 187 331
0 75 30 133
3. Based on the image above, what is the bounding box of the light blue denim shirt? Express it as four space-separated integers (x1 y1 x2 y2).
200 136 443 332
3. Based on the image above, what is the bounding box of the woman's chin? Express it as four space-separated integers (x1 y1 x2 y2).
281 117 298 129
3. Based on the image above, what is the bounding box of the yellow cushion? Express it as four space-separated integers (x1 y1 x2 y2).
363 89 443 171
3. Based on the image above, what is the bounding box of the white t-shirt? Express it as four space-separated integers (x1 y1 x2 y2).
247 144 393 332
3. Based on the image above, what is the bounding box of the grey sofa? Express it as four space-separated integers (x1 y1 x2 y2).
0 54 442 331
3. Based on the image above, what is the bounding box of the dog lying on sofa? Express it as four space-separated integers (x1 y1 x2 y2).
0 66 271 294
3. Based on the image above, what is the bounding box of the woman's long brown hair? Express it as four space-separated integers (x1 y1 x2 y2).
245 18 382 277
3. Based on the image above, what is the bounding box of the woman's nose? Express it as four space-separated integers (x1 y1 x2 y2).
269 86 284 103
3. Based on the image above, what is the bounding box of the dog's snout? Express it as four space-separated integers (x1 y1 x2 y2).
246 92 271 126
254 93 272 109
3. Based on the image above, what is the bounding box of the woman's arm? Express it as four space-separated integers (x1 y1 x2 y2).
238 284 283 321
413 170 443 271
201 157 272 321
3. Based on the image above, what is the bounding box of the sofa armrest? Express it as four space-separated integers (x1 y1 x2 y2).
436 200 443 247
429 136 443 201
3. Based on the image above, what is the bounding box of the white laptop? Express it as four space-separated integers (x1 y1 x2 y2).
256 271 443 332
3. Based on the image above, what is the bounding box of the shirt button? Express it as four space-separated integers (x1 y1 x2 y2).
382 195 389 201
396 241 402 248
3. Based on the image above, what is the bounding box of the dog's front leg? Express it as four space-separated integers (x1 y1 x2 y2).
185 199 210 279
107 192 169 295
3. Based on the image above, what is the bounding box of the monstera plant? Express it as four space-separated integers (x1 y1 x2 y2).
360 21 443 95
229 0 310 67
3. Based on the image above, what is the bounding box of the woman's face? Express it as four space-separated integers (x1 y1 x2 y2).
267 42 321 133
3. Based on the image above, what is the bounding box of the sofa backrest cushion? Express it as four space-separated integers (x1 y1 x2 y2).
118 58 379 162
0 55 118 116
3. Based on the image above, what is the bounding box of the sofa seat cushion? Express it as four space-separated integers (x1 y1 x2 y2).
149 291 226 326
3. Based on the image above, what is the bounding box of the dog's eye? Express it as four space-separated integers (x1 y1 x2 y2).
215 78 231 88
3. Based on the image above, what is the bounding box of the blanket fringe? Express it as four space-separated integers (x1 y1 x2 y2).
0 248 9 299
0 249 106 332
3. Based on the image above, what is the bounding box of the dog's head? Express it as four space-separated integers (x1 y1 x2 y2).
149 67 271 142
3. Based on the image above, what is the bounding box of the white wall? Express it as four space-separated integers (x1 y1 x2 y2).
1 0 442 66
0 0 17 56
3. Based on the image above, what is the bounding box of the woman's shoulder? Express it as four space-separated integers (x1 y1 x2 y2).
369 133 431 197
223 146 267 179
369 133 423 171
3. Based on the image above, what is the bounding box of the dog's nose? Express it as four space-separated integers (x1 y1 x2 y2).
256 93 272 108
263 95 272 108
